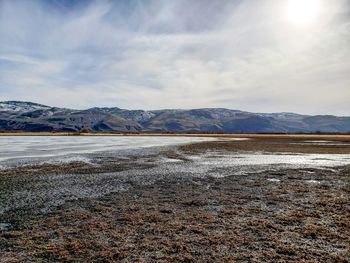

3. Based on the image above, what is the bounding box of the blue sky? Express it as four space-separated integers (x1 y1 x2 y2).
0 0 349 115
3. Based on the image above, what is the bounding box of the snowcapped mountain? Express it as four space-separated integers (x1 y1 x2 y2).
0 101 349 133
0 101 51 112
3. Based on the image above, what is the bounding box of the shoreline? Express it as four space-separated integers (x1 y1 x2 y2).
0 132 350 141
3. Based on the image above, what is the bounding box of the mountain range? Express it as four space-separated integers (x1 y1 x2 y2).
0 101 350 133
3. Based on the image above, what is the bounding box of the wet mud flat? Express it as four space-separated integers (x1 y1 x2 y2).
1 138 350 262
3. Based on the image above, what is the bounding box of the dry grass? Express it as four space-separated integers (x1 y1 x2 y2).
180 138 350 154
1 166 350 262
1 139 350 262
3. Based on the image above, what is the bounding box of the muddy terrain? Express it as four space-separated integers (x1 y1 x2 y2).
1 137 350 262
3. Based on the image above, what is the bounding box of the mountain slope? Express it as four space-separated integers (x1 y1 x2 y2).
0 101 142 132
0 101 349 133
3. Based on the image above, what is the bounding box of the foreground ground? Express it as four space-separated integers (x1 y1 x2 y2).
1 138 350 262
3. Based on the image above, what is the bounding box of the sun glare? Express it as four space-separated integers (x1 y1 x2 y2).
286 0 322 27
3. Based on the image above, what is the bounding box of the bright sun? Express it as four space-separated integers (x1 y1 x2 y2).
286 0 322 27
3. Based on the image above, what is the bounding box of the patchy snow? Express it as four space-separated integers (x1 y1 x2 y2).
0 101 50 112
267 178 281 182
305 180 321 184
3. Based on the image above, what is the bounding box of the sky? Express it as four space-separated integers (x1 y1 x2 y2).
0 0 349 115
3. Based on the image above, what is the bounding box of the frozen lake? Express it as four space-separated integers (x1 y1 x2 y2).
0 136 350 169
0 136 214 164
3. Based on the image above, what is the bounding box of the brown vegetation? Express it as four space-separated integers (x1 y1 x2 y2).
1 139 350 262
1 166 350 262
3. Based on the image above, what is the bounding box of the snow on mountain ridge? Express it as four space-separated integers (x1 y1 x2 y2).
0 101 51 112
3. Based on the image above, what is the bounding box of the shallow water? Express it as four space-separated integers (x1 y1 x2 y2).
190 151 350 167
292 140 350 146
186 151 350 177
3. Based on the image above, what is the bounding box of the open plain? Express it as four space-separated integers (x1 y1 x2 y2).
0 135 350 262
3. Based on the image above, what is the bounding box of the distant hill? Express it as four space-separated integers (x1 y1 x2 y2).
1 101 350 133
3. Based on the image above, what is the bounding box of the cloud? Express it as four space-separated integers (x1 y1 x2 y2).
0 0 349 115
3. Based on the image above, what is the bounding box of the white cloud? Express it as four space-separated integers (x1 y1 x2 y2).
0 0 349 115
